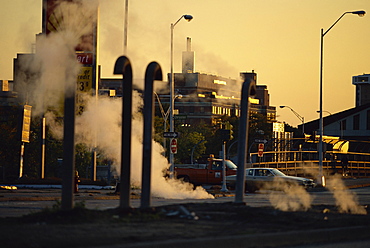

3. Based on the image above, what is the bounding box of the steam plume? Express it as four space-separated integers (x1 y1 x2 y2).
326 175 366 215
268 177 312 211
16 0 213 200
75 94 213 199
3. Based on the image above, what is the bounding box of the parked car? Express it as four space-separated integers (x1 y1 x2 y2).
225 168 316 193
174 155 237 185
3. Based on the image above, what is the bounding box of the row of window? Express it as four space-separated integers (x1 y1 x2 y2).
212 106 232 116
339 110 370 130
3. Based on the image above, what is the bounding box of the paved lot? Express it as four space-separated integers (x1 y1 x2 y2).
1 178 370 248
1 177 370 218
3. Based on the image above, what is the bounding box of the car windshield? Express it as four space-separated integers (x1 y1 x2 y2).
225 161 237 170
271 169 286 177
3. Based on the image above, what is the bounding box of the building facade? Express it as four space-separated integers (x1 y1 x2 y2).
353 74 370 107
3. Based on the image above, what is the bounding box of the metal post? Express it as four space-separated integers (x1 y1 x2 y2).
318 28 324 186
61 82 76 210
235 77 256 203
91 150 97 181
169 22 175 178
114 56 133 209
123 0 128 54
19 143 24 178
141 62 162 209
40 117 46 179
318 10 366 186
221 141 228 192
169 14 193 178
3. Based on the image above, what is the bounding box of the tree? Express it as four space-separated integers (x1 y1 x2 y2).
174 124 207 164
0 106 22 182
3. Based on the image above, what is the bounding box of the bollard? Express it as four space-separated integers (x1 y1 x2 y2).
235 77 256 203
61 76 76 210
141 61 162 209
113 56 133 209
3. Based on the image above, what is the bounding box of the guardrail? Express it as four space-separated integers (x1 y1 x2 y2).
249 150 370 178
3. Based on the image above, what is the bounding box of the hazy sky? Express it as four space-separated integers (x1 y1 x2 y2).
1 0 369 127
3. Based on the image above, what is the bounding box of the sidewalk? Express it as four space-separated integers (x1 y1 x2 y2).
2 176 370 191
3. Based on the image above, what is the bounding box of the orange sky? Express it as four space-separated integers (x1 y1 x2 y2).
1 0 369 127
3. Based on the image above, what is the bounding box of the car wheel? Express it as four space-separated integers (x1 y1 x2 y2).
178 175 190 183
245 184 257 193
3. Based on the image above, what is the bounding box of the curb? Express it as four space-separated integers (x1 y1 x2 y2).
99 226 370 248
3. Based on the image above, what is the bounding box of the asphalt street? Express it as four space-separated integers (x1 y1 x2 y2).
1 177 370 218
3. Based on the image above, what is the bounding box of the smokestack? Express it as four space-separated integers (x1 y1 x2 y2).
182 37 194 73
240 71 257 83
187 37 191 51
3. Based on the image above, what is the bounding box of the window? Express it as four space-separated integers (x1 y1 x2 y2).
341 120 346 131
353 114 360 130
211 161 222 170
367 110 370 130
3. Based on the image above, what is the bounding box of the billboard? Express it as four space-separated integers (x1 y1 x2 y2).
21 105 32 143
43 0 98 113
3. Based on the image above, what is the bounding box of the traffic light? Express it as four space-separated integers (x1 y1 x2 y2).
219 121 234 141
225 122 234 140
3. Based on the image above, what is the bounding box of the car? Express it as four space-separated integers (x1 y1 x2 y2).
225 168 316 193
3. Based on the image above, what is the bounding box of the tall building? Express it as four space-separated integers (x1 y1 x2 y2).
163 38 276 126
352 74 370 107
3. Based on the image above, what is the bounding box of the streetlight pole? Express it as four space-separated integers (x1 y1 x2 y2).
169 14 193 178
279 106 305 134
123 0 128 54
318 10 365 186
154 92 182 152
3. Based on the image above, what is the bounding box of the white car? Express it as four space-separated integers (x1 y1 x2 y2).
225 168 316 193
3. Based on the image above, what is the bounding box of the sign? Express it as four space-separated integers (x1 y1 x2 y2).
76 66 93 115
258 143 264 157
44 0 98 116
21 105 32 143
163 132 179 138
273 122 285 133
255 139 267 144
76 53 94 65
170 138 177 154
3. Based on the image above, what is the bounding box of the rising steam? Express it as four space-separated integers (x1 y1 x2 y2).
17 0 213 200
75 93 213 199
268 177 312 211
326 174 366 215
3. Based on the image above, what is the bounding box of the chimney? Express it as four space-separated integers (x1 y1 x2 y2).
187 37 191 51
182 37 195 73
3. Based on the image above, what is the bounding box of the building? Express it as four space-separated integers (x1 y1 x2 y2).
0 80 17 106
100 38 277 127
303 103 370 140
353 73 370 107
301 73 370 152
158 38 276 126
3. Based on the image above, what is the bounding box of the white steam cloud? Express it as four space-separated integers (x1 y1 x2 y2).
17 0 213 200
326 174 366 215
75 94 213 199
267 163 367 215
268 178 312 212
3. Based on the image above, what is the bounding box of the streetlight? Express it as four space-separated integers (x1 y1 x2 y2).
169 14 193 178
317 110 332 116
318 10 365 186
154 92 182 151
279 106 305 134
123 0 129 54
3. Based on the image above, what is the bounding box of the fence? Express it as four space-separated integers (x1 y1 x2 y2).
250 150 370 178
